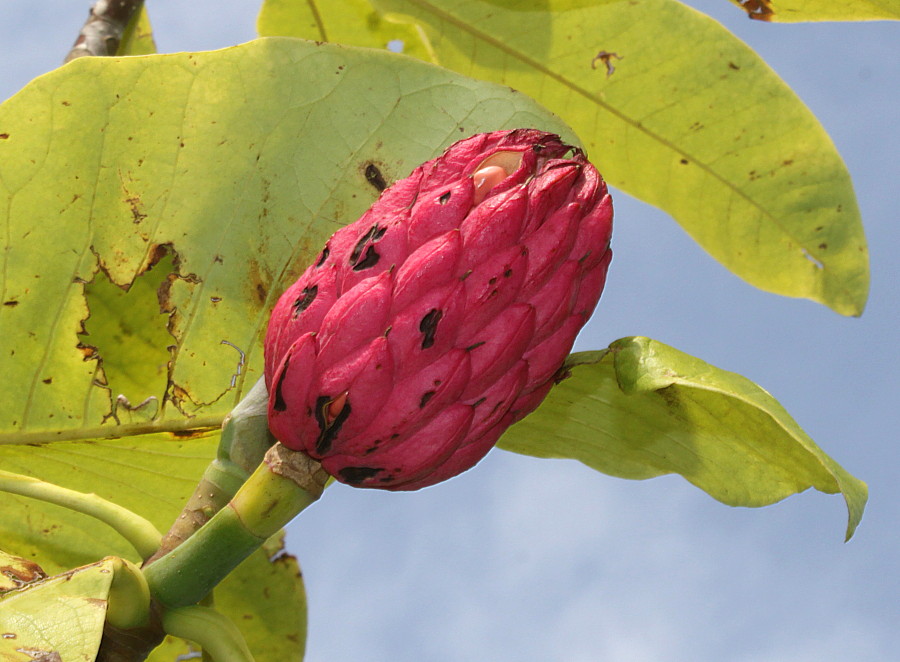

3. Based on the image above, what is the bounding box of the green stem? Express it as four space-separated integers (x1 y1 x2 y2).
146 377 275 564
0 469 162 559
144 444 327 609
162 606 255 662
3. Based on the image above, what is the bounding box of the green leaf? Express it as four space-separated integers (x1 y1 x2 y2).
258 0 433 60
118 5 157 55
0 37 572 443
354 0 868 315
499 337 867 540
0 433 308 660
0 557 118 662
0 37 572 659
728 0 900 22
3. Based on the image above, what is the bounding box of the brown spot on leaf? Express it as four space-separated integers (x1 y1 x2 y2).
2 300 18 307
169 428 212 440
0 133 9 139
246 258 273 306
364 163 388 192
591 51 623 78
76 344 98 361
13 649 61 662
126 195 146 224
739 0 775 20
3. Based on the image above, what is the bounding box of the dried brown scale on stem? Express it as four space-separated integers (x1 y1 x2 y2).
64 0 145 63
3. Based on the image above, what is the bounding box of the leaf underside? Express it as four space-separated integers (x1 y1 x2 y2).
499 337 867 540
260 0 870 314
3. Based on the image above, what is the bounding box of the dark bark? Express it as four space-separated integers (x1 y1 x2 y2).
64 0 145 62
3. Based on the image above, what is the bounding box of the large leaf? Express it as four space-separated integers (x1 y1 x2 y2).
0 36 572 658
262 0 869 314
0 433 308 660
0 37 572 442
0 557 119 662
258 0 432 60
499 337 867 540
728 0 900 22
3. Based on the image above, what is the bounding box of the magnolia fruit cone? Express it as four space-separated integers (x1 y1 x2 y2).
264 129 613 490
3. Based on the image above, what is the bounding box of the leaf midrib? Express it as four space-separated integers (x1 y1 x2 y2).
0 415 221 446
400 0 835 271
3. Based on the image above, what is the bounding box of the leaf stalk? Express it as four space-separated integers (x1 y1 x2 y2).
0 469 162 559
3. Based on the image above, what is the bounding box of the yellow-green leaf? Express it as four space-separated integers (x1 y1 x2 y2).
0 434 219 572
364 0 869 315
0 433 309 660
0 557 118 662
0 37 573 660
257 0 433 60
118 4 157 55
0 37 572 443
728 0 900 22
499 337 867 540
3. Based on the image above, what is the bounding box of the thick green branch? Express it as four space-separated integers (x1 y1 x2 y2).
146 377 276 564
144 444 327 609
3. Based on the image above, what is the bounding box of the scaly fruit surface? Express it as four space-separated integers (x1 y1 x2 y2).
264 129 612 490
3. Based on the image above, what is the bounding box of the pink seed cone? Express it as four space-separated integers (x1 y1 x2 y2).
265 129 613 490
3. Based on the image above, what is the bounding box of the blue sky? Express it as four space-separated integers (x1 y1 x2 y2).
2 2 897 661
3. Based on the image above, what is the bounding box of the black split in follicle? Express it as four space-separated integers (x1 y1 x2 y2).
419 391 436 408
316 246 330 267
352 245 380 271
314 394 352 455
338 466 382 485
350 224 387 271
291 284 318 318
419 308 443 349
272 356 291 412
